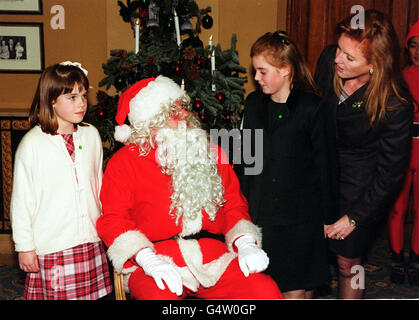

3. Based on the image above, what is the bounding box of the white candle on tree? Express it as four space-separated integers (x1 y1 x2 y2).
211 50 215 71
174 11 181 46
135 18 140 54
211 50 216 91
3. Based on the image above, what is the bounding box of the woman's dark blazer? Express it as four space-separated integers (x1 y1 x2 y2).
238 88 338 227
315 45 414 228
324 85 413 228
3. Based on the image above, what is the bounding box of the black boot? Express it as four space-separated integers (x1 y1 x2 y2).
390 250 406 284
407 251 419 286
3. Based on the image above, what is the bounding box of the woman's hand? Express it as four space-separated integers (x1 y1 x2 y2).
323 225 330 238
325 215 356 240
18 251 40 273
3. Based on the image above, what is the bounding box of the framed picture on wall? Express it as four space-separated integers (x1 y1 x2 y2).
0 0 42 15
0 22 44 73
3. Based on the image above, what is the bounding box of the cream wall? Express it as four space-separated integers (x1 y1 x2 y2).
0 0 286 111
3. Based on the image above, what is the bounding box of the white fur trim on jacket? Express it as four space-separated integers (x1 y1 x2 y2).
106 230 154 273
177 238 236 288
225 219 263 251
121 253 201 294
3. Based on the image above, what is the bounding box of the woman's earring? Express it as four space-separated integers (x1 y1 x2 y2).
369 68 374 75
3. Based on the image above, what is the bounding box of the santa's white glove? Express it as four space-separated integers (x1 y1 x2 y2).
135 248 183 296
235 235 269 277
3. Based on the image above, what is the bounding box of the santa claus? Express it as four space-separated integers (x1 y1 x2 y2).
96 76 282 299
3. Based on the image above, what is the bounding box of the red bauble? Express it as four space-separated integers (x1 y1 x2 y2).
215 91 226 103
193 97 202 111
96 107 104 119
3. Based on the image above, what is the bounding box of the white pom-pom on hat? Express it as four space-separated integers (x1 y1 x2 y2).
114 124 132 144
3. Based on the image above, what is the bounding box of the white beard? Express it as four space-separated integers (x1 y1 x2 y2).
155 121 225 236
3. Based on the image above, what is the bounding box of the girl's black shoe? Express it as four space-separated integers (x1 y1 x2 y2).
390 250 406 284
407 251 419 286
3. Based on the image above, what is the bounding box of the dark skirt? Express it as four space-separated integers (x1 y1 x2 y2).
261 221 331 292
328 221 378 259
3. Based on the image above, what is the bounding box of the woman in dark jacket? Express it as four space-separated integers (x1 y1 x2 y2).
315 10 414 299
239 31 338 299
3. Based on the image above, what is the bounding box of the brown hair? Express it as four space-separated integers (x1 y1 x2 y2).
333 9 412 124
250 31 319 95
29 63 89 135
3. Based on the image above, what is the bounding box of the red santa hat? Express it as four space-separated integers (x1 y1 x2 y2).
114 75 186 143
406 20 419 48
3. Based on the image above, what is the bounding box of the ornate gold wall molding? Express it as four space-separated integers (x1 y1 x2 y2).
0 118 29 232
1 128 12 231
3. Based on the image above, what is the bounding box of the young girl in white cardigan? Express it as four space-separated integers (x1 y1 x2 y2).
11 62 112 300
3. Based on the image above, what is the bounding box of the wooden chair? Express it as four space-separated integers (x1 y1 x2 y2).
113 271 127 300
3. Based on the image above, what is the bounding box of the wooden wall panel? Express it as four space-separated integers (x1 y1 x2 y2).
287 0 418 74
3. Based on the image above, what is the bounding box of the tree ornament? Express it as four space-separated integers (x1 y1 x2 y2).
202 14 213 29
146 1 159 28
91 2 246 162
173 61 182 75
183 46 196 60
215 91 225 103
193 97 202 111
196 55 207 68
114 75 127 91
96 107 105 119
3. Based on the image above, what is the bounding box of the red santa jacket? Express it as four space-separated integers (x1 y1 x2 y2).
96 143 262 290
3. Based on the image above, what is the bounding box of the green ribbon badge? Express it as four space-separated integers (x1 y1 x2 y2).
352 101 363 108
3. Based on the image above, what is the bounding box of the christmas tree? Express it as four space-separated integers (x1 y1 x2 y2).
86 0 247 161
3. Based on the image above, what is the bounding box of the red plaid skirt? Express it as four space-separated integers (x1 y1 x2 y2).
24 242 112 300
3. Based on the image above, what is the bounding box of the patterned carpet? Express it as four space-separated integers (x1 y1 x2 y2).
0 263 24 300
315 223 418 299
0 224 417 300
